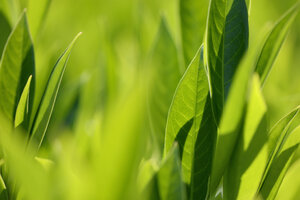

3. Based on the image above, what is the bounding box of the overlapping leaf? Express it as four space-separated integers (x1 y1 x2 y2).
0 11 35 127
164 46 216 199
28 32 81 151
180 0 209 66
147 18 181 151
224 74 268 200
255 3 300 86
206 0 249 123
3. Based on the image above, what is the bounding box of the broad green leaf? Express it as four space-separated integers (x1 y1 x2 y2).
14 75 32 128
275 158 300 200
255 3 300 86
0 10 11 55
157 144 186 200
148 18 181 151
206 0 249 123
164 46 217 199
180 0 209 66
210 39 258 193
259 111 300 200
224 74 268 200
28 32 82 151
0 11 35 126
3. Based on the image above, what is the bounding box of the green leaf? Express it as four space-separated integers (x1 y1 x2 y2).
147 18 181 151
210 38 258 193
224 74 268 200
157 144 186 200
275 158 300 200
206 0 249 123
255 3 300 86
180 0 209 66
0 11 35 126
0 173 8 200
14 75 32 128
259 107 300 199
0 10 11 55
34 156 54 171
164 46 217 199
28 32 82 151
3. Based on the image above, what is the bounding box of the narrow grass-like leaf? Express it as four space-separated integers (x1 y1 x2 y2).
164 46 216 199
0 11 35 125
210 40 258 193
28 32 82 151
148 18 181 151
259 107 300 199
180 0 209 66
157 144 186 200
206 0 249 123
0 173 8 200
255 3 300 86
224 74 268 200
14 75 32 128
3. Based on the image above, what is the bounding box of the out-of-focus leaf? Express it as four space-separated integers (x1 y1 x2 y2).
27 0 52 39
14 75 32 128
164 46 216 199
206 0 249 123
34 156 54 171
0 11 11 55
224 74 268 199
255 3 300 86
0 173 8 200
157 144 186 200
28 32 81 152
275 158 300 200
180 0 209 66
210 38 258 193
259 114 300 200
0 11 35 126
147 18 181 151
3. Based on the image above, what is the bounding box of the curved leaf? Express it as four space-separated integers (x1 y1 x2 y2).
28 32 81 151
180 0 209 66
0 11 35 126
255 3 300 86
206 0 249 123
148 18 181 151
14 75 32 128
164 46 217 199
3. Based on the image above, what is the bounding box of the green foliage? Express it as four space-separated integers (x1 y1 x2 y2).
0 0 300 200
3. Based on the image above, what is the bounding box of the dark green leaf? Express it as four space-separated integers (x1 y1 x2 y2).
0 11 35 127
206 0 249 123
28 32 81 151
255 3 300 86
180 0 209 66
0 11 11 55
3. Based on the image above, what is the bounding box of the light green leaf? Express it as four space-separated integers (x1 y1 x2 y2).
259 108 300 200
224 74 268 200
0 173 8 200
0 10 11 55
210 38 258 193
157 144 186 200
206 0 249 123
275 158 300 200
0 11 35 126
28 32 82 151
14 75 32 128
148 18 181 151
34 156 54 171
180 0 209 66
255 3 300 86
164 46 217 199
